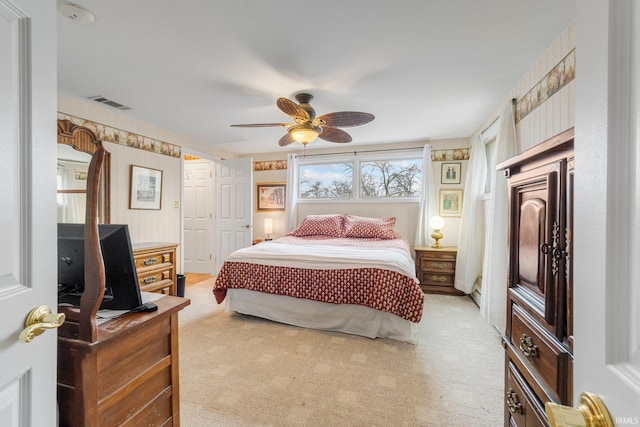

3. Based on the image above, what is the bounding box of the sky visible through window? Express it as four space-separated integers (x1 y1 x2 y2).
299 163 352 198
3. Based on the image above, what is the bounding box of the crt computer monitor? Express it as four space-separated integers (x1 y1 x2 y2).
57 223 143 310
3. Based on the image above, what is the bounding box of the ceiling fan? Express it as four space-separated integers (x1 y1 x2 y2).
231 93 375 147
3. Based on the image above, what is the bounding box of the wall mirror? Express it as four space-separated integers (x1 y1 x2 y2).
57 119 110 223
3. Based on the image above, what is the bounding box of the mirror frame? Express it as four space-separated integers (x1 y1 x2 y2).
57 119 111 223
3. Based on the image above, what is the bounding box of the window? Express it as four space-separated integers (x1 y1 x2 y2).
360 159 422 198
299 163 353 199
297 151 423 202
484 136 497 194
481 117 499 195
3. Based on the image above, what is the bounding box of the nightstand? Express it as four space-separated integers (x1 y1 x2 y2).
414 246 463 295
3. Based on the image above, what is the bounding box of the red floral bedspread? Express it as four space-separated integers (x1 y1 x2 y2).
213 238 424 323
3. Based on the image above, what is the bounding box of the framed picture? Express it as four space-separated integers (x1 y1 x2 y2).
257 182 286 211
441 162 461 184
129 165 163 210
439 189 463 217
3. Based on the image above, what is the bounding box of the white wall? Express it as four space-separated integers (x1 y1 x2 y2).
476 21 576 150
105 142 181 245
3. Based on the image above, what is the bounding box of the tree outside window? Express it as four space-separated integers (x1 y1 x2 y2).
298 155 422 201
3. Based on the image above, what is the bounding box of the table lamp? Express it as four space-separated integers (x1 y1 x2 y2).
264 218 273 241
429 215 445 248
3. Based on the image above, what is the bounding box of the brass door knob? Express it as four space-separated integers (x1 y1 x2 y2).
546 392 614 427
19 305 66 343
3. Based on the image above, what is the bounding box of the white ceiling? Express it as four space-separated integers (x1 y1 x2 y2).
57 1 576 155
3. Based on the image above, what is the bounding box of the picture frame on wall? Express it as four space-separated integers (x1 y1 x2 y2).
129 165 163 210
439 189 463 217
257 182 286 211
441 162 461 184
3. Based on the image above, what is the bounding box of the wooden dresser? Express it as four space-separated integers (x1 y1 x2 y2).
499 129 574 426
58 295 190 426
414 246 463 295
133 242 178 295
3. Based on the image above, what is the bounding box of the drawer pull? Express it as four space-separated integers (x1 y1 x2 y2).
141 257 159 266
430 275 447 282
506 389 522 414
430 262 447 269
142 276 158 284
519 334 539 357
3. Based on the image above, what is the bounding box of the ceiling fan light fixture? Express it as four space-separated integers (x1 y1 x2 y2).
288 124 321 145
231 93 374 148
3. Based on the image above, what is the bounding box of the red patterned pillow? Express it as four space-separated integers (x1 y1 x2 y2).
288 214 345 237
343 214 400 239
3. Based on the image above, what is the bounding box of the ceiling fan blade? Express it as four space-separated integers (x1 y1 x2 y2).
319 127 352 143
230 123 291 128
278 133 295 146
315 112 374 128
277 98 310 123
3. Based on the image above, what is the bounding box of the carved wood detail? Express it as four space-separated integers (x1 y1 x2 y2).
57 119 111 224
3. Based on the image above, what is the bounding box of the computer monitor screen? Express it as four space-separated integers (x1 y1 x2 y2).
57 223 143 310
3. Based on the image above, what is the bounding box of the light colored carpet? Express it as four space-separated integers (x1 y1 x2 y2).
178 279 504 427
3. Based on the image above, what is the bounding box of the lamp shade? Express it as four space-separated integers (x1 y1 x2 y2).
429 215 445 230
264 217 273 235
288 123 321 145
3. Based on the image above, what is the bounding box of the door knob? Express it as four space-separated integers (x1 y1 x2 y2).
19 306 66 343
546 392 614 427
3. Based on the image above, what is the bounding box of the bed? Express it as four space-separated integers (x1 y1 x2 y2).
213 214 424 344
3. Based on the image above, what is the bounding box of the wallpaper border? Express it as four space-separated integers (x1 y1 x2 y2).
57 112 181 158
515 48 576 123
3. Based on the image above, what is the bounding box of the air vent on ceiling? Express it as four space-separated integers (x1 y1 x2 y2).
87 95 132 111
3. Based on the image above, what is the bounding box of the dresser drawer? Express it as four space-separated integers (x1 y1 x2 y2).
422 251 457 261
418 272 455 286
420 258 455 273
138 269 173 291
135 252 173 270
505 361 546 427
510 303 571 403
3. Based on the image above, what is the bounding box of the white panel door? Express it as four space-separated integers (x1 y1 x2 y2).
0 1 58 426
572 0 640 421
215 158 252 273
183 159 214 274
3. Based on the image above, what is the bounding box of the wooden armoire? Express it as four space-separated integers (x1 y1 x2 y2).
498 128 574 426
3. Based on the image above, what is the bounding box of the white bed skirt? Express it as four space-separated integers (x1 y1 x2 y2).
225 289 419 344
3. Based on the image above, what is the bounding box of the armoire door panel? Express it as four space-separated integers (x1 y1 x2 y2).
518 197 546 294
509 162 562 333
